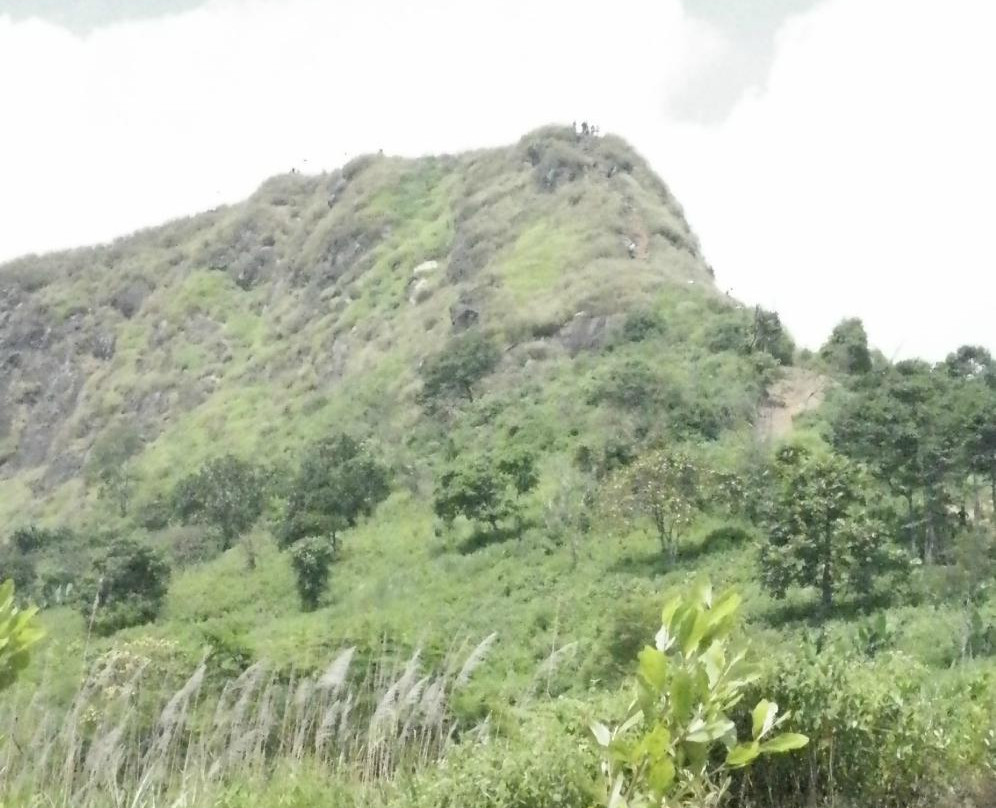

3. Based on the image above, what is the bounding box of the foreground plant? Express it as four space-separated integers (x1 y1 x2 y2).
0 579 44 695
592 579 807 808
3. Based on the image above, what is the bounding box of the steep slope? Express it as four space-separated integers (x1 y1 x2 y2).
0 126 723 524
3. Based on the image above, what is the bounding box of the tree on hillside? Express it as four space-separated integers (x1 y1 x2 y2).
87 424 144 517
173 455 269 561
76 537 171 635
758 445 909 611
943 346 996 514
279 434 391 552
608 449 700 562
747 307 794 366
820 318 872 375
288 536 337 610
418 331 501 406
0 525 76 598
434 448 539 538
831 358 984 561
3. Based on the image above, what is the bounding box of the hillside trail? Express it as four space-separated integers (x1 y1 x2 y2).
756 367 828 442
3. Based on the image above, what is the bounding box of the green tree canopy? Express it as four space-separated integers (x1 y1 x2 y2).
279 434 391 552
607 449 701 562
418 330 501 405
758 445 909 610
173 455 269 551
434 448 538 536
820 317 872 374
76 537 171 635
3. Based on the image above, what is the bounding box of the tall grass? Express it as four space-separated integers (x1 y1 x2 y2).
0 635 499 807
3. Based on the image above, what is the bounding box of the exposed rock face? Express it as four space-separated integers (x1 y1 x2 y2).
0 290 87 475
449 302 480 331
556 313 621 356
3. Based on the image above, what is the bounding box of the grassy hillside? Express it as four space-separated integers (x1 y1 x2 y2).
0 127 993 808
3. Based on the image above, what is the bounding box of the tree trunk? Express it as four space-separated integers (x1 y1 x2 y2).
821 533 833 613
904 493 916 557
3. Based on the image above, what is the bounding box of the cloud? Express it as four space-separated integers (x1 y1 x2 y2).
0 0 993 359
646 0 996 359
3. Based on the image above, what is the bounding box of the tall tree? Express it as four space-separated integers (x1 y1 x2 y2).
434 448 538 538
832 361 960 561
173 455 268 555
944 346 996 514
279 434 391 552
608 450 700 562
758 445 908 611
820 317 872 375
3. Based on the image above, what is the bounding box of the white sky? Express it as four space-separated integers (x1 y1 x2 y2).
0 0 993 360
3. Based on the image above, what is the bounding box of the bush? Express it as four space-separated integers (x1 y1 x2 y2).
76 537 171 635
747 647 995 807
418 331 501 406
592 580 808 807
407 708 596 808
0 580 44 693
288 536 336 610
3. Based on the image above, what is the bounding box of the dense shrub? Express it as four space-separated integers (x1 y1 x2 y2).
407 708 596 808
746 647 995 807
76 537 171 635
418 331 501 406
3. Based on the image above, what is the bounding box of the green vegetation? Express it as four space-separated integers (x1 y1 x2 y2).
0 580 44 694
418 330 501 406
758 445 910 610
75 536 171 634
0 128 993 807
592 579 808 808
173 455 269 553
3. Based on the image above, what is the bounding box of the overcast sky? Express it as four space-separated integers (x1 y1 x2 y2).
1 0 993 360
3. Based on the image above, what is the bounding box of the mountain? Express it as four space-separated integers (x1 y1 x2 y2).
0 125 739 522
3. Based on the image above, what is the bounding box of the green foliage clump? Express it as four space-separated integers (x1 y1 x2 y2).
747 306 795 366
279 434 391 552
0 524 82 604
434 448 538 539
758 444 910 610
87 423 144 516
0 580 44 694
607 450 701 561
418 331 501 406
288 536 337 610
751 646 995 807
819 317 872 374
76 536 171 635
592 580 807 808
409 707 596 808
173 455 269 551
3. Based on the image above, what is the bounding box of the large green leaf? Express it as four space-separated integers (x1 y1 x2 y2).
726 741 761 768
637 647 669 692
761 733 810 753
752 699 778 740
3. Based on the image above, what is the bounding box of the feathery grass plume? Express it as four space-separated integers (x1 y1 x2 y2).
317 646 356 692
527 640 578 696
455 631 498 689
